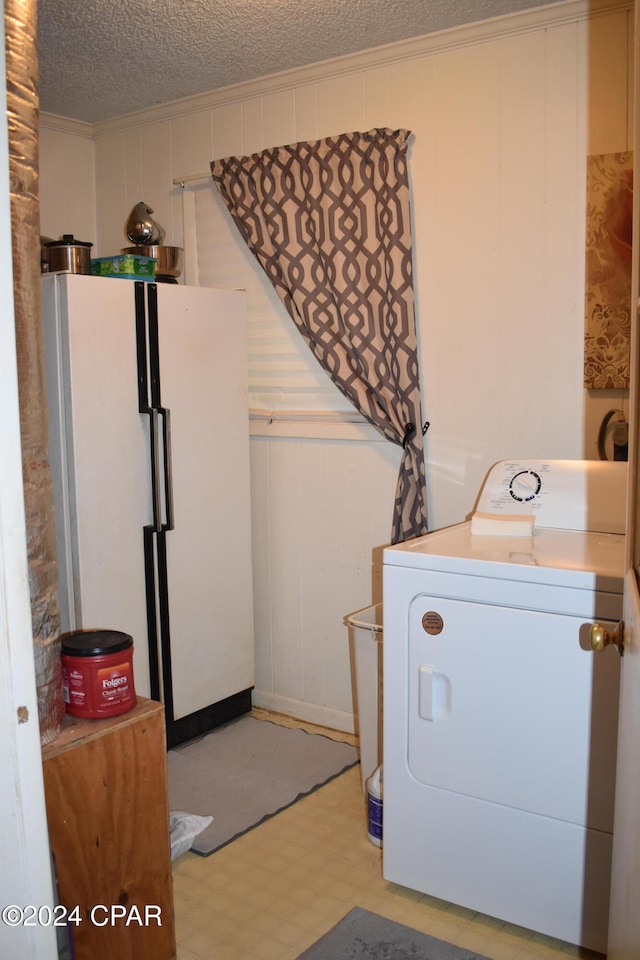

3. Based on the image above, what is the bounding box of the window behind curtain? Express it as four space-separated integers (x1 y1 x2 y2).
191 181 357 418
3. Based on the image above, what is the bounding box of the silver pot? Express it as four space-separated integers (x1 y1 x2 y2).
121 245 183 281
45 234 93 274
125 202 165 245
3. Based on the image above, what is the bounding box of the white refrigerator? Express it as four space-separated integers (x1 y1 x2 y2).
42 273 255 746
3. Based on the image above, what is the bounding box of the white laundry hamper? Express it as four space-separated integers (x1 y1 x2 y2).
345 603 383 793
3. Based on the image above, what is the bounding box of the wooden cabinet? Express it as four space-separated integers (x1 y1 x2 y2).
41 697 176 960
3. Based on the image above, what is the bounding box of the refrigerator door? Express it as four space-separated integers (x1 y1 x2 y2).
155 283 254 720
42 273 152 697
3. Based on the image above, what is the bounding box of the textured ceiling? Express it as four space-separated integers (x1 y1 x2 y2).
37 0 558 124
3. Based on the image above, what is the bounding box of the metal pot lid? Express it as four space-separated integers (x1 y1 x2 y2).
45 233 93 248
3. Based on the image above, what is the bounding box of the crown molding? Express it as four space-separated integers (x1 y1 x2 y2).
40 0 631 141
39 113 93 137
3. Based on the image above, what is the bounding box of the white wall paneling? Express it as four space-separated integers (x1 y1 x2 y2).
262 91 296 153
496 29 547 459
241 98 264 157
170 110 214 188
139 124 175 250
94 130 128 257
293 85 319 144
584 5 631 155
212 102 243 162
249 435 400 731
39 121 96 245
364 67 391 130
39 0 632 729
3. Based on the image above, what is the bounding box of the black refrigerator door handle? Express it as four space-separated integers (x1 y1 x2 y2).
159 406 175 531
135 282 162 533
144 282 176 730
149 409 163 533
146 282 174 534
136 280 162 701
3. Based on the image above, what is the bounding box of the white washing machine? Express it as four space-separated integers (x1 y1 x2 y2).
382 459 627 953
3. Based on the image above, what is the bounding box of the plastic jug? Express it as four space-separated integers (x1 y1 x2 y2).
366 764 383 847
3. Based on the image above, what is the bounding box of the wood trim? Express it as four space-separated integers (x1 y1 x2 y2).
252 689 356 734
249 421 386 441
41 695 163 758
39 113 94 138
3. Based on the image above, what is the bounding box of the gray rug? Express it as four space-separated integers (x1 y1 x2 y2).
296 908 493 960
167 715 358 855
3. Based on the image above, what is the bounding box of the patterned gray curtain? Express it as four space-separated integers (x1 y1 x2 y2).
211 127 427 543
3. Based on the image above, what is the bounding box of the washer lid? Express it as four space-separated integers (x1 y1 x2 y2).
384 524 624 592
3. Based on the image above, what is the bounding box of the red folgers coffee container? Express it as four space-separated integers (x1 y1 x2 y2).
61 630 136 719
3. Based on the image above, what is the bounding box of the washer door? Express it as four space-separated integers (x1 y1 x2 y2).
407 595 620 830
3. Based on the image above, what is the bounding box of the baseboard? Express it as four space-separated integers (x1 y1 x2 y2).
167 688 253 748
252 690 355 735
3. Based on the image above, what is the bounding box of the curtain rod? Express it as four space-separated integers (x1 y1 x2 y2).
173 172 211 187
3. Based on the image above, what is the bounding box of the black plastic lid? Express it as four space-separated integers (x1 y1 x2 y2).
45 234 93 249
61 630 133 657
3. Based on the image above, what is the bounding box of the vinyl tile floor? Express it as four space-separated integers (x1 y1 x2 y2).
172 709 602 960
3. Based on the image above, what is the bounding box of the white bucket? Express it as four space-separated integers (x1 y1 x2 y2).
346 603 383 793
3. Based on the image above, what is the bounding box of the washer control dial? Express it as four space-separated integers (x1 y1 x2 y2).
509 469 542 503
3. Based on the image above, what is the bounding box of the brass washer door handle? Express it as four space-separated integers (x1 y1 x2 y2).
590 621 624 656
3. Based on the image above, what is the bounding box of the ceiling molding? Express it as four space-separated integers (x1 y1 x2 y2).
39 114 94 138
40 0 631 140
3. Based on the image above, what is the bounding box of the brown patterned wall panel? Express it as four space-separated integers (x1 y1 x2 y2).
584 152 632 390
